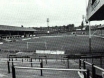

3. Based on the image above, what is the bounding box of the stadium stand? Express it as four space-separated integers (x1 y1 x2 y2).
0 25 36 40
86 0 104 21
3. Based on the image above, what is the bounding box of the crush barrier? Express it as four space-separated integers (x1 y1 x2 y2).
7 59 42 74
11 65 89 78
79 59 104 78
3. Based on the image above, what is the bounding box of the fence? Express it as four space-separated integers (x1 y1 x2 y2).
79 59 104 78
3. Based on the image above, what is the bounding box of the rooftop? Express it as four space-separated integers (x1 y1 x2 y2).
0 25 36 31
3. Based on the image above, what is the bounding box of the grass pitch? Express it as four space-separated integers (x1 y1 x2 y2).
0 35 104 55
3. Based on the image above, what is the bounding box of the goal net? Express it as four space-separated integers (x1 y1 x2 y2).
26 42 47 51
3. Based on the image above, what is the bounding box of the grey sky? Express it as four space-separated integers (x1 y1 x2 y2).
0 0 103 27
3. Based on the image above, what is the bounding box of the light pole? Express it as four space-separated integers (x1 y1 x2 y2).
88 21 93 63
89 21 91 53
47 18 49 27
47 18 50 35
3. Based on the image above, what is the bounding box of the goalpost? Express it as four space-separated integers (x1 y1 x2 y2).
26 42 47 50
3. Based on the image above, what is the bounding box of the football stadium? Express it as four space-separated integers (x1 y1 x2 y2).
0 0 104 78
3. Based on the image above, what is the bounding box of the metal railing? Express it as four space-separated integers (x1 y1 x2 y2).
0 57 92 78
79 59 104 78
2 57 102 78
7 60 41 74
11 65 89 78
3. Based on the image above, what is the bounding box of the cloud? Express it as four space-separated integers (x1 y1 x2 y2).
0 0 91 27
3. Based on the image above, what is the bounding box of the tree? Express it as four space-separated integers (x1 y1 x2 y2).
63 25 66 31
66 24 74 31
